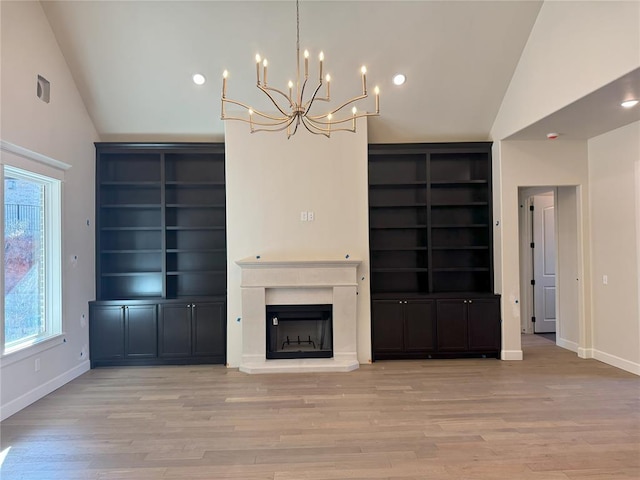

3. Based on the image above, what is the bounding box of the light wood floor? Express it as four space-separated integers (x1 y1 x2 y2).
2 335 639 480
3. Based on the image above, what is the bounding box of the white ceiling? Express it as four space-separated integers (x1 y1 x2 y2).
41 0 546 143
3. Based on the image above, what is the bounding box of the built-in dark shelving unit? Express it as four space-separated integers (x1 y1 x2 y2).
368 142 500 359
90 143 226 367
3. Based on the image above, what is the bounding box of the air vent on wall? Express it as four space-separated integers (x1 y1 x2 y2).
37 75 50 103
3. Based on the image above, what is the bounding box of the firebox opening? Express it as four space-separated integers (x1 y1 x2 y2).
266 304 333 359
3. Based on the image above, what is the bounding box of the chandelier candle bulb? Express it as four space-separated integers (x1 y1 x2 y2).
304 50 309 77
326 74 331 97
263 59 268 86
374 86 380 112
361 66 367 94
319 51 324 80
288 80 293 100
255 54 261 84
222 70 228 98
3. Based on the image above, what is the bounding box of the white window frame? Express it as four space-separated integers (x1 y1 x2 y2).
2 164 62 356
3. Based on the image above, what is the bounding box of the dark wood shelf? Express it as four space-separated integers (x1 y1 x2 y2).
165 226 225 231
101 271 162 277
94 143 227 367
370 203 427 208
100 181 161 187
431 202 489 207
101 227 162 231
165 204 225 208
101 204 161 209
371 225 427 230
431 224 488 228
102 249 163 254
165 181 225 186
368 142 499 360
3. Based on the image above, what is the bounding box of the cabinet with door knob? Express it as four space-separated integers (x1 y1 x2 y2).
436 297 500 354
89 299 225 367
159 302 225 359
372 299 435 359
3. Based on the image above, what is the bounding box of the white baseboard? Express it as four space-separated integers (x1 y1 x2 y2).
501 350 523 360
557 337 578 353
1 360 90 421
578 347 594 359
593 349 640 376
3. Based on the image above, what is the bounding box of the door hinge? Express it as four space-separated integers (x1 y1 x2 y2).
530 279 535 286
529 205 534 211
531 316 536 323
530 242 535 248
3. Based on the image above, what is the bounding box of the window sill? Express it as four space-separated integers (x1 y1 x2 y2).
0 334 66 368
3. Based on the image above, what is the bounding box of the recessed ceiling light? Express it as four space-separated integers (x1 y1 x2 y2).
621 99 638 108
192 73 206 85
393 74 406 86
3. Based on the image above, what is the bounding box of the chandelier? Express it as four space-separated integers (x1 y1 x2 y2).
220 0 380 138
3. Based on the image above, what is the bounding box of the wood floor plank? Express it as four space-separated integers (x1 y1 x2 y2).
1 334 638 480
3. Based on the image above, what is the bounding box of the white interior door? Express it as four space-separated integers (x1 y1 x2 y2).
533 194 556 333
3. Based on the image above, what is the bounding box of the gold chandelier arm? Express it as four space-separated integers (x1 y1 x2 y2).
252 116 298 133
256 85 293 117
302 81 324 114
221 114 294 128
260 85 294 107
326 94 368 116
222 98 289 122
300 116 330 137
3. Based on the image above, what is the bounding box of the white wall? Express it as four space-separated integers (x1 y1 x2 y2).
556 186 581 350
494 140 589 359
587 121 640 374
0 1 98 420
491 1 640 140
224 120 371 367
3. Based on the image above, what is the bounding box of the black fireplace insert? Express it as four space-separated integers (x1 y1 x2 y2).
266 304 333 359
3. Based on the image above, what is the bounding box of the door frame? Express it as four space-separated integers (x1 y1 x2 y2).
518 187 558 336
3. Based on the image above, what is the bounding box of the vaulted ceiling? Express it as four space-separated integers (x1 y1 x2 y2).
41 1 640 144
41 1 545 143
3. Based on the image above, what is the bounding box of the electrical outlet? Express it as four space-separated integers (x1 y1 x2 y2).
603 275 608 285
308 211 314 221
80 313 87 327
300 211 308 221
35 358 41 372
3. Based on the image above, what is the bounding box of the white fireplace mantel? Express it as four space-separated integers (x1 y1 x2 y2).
236 257 361 373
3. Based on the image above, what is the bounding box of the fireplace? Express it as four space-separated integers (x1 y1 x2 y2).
266 304 333 359
236 257 360 373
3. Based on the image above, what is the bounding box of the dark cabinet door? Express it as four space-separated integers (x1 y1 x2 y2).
436 300 468 351
372 301 404 354
125 305 157 358
192 302 226 358
404 301 435 352
468 298 500 351
159 304 192 357
90 306 125 361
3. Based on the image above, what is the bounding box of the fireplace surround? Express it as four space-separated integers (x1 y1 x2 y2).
236 257 360 373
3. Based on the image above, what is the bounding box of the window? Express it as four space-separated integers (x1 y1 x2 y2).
3 165 61 354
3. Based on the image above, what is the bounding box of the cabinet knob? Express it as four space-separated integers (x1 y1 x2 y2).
464 300 467 303
469 300 473 304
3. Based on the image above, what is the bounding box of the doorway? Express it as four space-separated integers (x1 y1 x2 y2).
519 188 557 337
518 186 583 353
